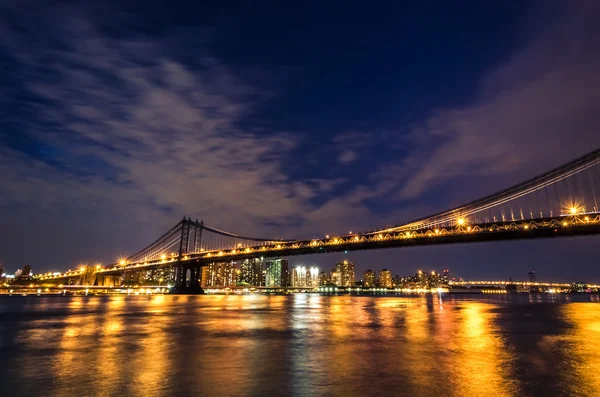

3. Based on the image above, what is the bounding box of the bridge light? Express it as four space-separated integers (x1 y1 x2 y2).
570 207 578 215
354 236 359 241
435 229 439 235
231 250 236 254
524 225 529 229
563 221 567 226
467 226 471 232
585 216 589 221
237 243 242 247
325 235 330 239
457 218 465 226
245 248 251 253
378 234 383 239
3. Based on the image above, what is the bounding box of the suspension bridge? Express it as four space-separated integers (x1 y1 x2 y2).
36 148 600 291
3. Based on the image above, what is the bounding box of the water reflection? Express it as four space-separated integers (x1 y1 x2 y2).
1 294 599 396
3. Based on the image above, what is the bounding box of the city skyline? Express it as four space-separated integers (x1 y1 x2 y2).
1 2 600 281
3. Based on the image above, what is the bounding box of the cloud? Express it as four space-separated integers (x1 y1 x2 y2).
0 6 332 267
395 1 600 199
338 150 358 165
1 2 599 273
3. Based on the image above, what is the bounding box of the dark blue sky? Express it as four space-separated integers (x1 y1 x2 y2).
1 1 600 282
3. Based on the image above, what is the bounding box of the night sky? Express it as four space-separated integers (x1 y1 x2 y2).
1 1 600 282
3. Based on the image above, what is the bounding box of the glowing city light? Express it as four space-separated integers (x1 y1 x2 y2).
570 207 578 214
457 218 465 225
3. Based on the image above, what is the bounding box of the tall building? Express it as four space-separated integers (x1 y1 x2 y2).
137 265 175 286
307 267 319 288
379 269 392 288
318 271 331 286
441 269 450 284
205 262 235 288
292 266 307 287
265 259 289 287
363 269 375 287
239 258 264 286
22 265 32 279
201 266 210 288
528 271 537 283
331 269 340 286
335 261 355 287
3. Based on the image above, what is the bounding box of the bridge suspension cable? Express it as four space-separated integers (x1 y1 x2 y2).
371 148 600 233
126 218 294 263
121 148 600 266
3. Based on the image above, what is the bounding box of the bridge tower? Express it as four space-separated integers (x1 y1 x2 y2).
174 217 204 293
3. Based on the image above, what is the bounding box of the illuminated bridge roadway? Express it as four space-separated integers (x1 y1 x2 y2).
36 148 600 291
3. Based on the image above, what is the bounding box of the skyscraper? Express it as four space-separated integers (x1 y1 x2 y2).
379 269 392 288
265 259 289 287
307 267 319 288
363 269 375 287
22 265 32 278
335 260 355 287
331 269 340 286
200 266 210 288
239 258 264 286
292 266 307 287
528 271 537 283
318 271 331 285
205 262 235 288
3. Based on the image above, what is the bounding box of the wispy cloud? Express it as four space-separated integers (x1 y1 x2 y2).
1 2 599 270
394 2 600 199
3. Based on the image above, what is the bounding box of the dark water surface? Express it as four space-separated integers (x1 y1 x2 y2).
1 294 600 397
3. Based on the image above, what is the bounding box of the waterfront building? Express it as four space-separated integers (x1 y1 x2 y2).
318 271 331 286
265 259 289 287
239 258 264 286
363 269 375 287
335 260 355 287
205 262 235 288
201 266 210 288
379 269 392 288
442 269 450 284
528 271 537 283
331 269 340 286
131 265 175 286
292 266 307 287
307 267 319 288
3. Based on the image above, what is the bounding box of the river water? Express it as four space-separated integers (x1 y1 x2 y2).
1 294 599 396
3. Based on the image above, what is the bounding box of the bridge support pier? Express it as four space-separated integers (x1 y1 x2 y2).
174 262 204 294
